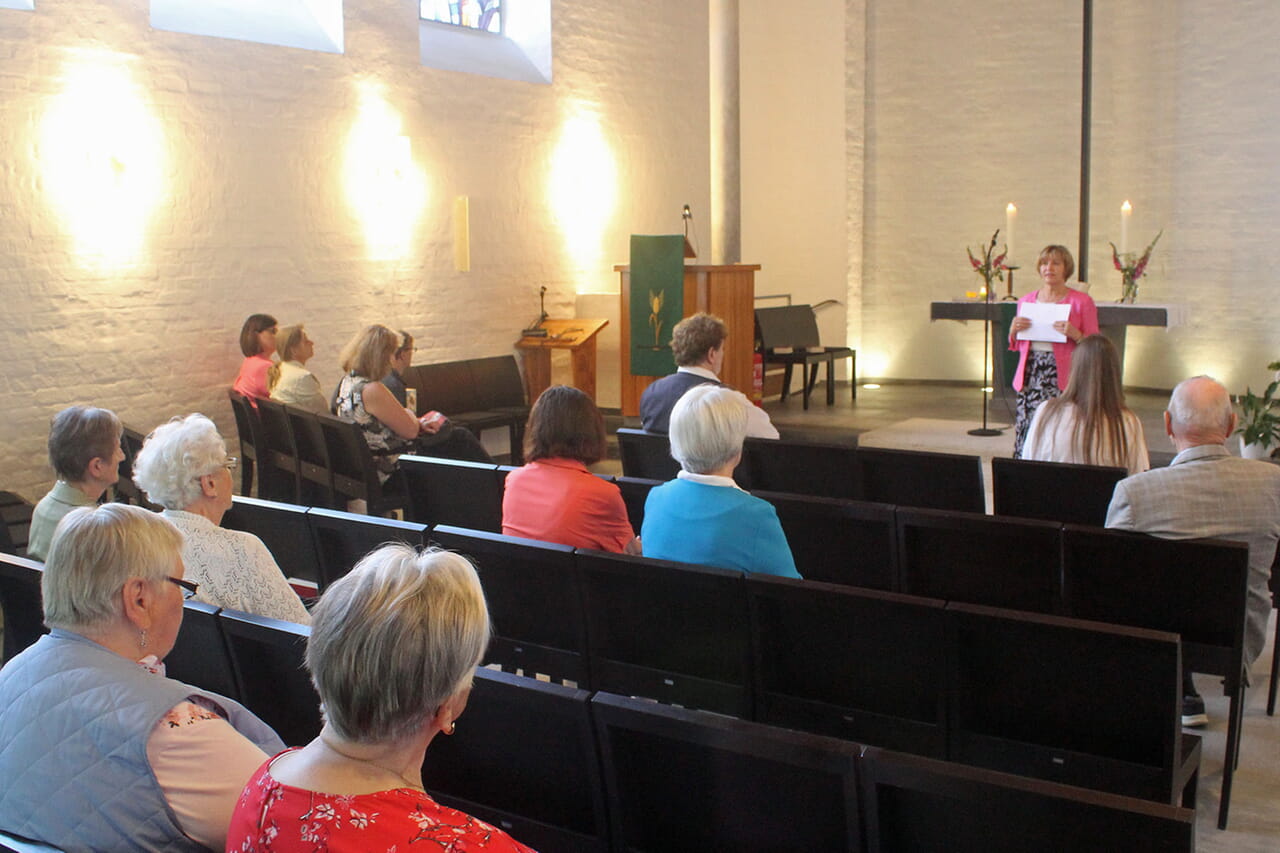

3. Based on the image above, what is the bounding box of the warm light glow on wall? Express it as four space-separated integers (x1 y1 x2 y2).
38 53 166 267
343 82 426 260
859 350 890 379
549 107 617 289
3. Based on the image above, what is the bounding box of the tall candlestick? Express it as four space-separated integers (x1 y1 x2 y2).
1005 202 1017 264
1120 200 1132 255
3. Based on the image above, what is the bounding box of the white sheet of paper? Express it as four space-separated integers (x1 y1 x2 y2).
1016 302 1070 342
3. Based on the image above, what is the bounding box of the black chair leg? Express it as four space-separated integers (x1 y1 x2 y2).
780 363 794 401
825 358 836 406
1217 685 1243 829
1268 615 1278 715
803 363 819 410
851 351 857 400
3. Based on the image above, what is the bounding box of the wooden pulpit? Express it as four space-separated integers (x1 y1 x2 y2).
615 263 760 417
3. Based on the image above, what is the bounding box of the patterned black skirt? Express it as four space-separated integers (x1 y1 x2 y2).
1013 351 1060 459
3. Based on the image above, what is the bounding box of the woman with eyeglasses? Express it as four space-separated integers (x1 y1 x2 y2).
0 503 284 852
133 414 311 625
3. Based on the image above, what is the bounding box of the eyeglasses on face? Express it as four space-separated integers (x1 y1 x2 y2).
167 576 199 600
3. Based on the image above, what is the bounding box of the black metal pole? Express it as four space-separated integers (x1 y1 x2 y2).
968 285 1002 437
1078 0 1093 283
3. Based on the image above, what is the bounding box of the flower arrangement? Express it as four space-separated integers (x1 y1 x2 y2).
966 229 1007 298
1235 360 1280 457
1109 230 1162 304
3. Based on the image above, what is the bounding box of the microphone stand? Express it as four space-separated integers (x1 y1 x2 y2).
967 277 1004 437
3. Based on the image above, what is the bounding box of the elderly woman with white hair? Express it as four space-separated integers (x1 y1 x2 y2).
133 414 310 625
640 384 799 578
0 504 284 852
227 544 534 852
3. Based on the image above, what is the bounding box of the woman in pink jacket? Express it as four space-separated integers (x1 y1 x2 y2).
1008 245 1098 457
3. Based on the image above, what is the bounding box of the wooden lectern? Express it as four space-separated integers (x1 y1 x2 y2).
515 318 609 403
614 263 760 417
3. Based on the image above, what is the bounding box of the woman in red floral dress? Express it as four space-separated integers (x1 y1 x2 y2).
226 544 535 852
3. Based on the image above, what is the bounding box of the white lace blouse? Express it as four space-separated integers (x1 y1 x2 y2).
161 509 311 625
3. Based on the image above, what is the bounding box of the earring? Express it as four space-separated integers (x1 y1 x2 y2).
445 721 456 735
139 629 148 650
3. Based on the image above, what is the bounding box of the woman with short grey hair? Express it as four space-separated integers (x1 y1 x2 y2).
0 503 283 851
227 544 534 852
133 414 310 624
641 385 799 577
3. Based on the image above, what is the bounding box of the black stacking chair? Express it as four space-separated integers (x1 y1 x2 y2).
615 428 680 481
856 446 984 512
226 391 261 496
316 413 411 517
577 549 752 717
467 355 530 463
306 507 428 592
399 454 504 532
430 527 588 686
222 495 320 586
613 476 661 532
422 668 608 853
218 607 320 747
591 692 863 853
897 508 1063 613
748 575 947 756
255 399 302 503
163 600 240 700
1061 526 1248 829
0 492 34 558
755 304 856 409
946 602 1200 809
283 406 337 509
741 437 860 500
754 491 898 590
991 456 1127 526
112 425 156 508
0 552 45 663
859 747 1195 853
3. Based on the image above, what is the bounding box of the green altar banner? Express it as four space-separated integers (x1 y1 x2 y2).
629 235 685 376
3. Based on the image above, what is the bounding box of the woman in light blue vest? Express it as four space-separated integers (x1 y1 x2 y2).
0 504 283 853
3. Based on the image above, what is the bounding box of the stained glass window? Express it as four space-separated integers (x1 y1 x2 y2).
420 0 501 34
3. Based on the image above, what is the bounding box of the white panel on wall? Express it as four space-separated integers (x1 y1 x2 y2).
0 1 35 11
419 0 551 83
151 0 344 54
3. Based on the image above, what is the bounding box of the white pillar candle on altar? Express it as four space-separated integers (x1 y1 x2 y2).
1120 200 1132 255
1005 202 1017 264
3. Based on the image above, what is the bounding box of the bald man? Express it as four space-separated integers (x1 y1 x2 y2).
1106 375 1280 726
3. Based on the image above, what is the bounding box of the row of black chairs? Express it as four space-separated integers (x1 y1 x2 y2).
618 428 1132 523
0 550 1201 852
400 354 530 461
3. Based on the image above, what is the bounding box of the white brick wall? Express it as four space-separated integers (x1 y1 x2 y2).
0 0 709 500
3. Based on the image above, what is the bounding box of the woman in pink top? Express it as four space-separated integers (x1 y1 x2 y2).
502 386 641 554
1007 245 1098 458
232 313 278 403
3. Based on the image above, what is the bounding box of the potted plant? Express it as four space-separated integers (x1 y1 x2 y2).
1235 361 1280 459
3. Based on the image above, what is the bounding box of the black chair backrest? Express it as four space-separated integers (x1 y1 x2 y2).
755 305 821 350
283 405 336 508
306 507 428 592
222 496 320 585
410 361 484 415
576 549 752 717
218 607 320 747
992 457 1127 526
422 668 608 852
946 602 1183 802
897 508 1063 613
0 552 45 663
754 491 898 590
468 355 529 410
112 425 156 508
742 437 860 501
1061 526 1248 680
0 491 34 557
747 574 947 757
613 476 661 532
254 398 301 503
316 413 379 501
399 454 503 532
430 526 587 685
859 747 1195 852
615 428 680 481
590 692 863 853
226 391 261 495
856 446 985 513
164 599 240 701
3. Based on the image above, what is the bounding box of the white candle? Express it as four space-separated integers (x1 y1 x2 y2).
1120 200 1132 255
1005 202 1017 264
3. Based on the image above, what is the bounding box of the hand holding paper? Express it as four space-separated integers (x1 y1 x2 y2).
1016 302 1071 343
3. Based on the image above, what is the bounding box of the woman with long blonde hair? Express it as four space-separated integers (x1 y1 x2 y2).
1022 334 1149 474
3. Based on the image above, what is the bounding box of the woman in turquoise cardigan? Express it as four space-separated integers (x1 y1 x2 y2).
641 384 799 578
